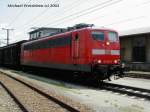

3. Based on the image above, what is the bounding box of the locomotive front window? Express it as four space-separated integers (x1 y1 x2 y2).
92 31 104 41
108 32 118 42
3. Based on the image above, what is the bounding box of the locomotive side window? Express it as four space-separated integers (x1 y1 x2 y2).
92 31 104 41
108 32 118 42
24 36 71 50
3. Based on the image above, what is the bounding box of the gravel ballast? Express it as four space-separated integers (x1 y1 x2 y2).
1 68 150 112
0 85 22 112
0 74 69 112
0 70 92 112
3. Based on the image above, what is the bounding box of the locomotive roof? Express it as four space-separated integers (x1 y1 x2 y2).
23 27 117 45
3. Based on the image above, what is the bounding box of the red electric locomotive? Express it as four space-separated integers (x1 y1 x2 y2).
21 24 124 80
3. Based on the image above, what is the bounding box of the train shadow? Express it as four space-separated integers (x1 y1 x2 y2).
21 67 105 89
1 66 112 90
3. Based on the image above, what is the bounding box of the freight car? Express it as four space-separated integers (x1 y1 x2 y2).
0 41 26 68
0 48 3 66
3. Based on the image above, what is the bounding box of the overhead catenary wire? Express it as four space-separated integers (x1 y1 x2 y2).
102 16 145 27
17 0 84 30
41 0 115 27
44 0 123 27
8 0 32 27
19 0 113 30
51 0 149 28
16 0 59 29
16 0 121 40
17 2 149 29
81 1 148 26
8 0 55 44
1 28 14 45
42 0 150 28
8 0 150 43
19 0 150 30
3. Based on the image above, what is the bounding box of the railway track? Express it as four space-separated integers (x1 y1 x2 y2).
0 72 87 112
1 68 149 112
9 70 150 101
0 81 28 112
125 73 150 79
101 82 150 101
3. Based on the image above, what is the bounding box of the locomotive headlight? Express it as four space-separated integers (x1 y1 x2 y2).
114 59 118 64
97 60 102 64
106 41 110 45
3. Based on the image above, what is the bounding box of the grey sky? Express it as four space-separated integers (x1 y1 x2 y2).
0 0 150 46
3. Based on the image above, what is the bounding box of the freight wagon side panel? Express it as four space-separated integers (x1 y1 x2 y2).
0 49 3 66
3 45 17 66
2 41 25 67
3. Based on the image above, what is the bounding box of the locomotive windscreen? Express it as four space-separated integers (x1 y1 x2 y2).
108 32 118 42
91 31 104 41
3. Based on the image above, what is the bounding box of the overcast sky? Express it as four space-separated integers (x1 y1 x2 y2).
0 0 150 46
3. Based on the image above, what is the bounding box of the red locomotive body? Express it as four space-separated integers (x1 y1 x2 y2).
21 27 121 80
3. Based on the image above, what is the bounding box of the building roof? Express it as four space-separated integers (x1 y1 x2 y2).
119 27 150 36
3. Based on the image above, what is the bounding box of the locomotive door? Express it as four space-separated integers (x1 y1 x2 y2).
71 32 79 64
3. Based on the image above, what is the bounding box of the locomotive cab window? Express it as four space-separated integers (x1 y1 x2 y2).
91 31 104 41
108 32 118 42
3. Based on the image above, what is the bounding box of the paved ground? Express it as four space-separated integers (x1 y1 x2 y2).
109 77 150 89
1 68 150 112
125 71 150 79
127 71 150 75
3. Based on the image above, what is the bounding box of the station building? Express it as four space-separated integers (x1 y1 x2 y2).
119 27 150 71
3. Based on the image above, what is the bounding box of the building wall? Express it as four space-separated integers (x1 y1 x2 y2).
146 36 150 63
120 37 132 62
120 33 150 71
